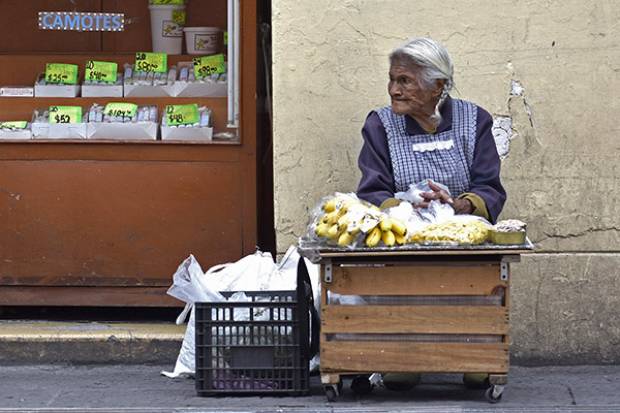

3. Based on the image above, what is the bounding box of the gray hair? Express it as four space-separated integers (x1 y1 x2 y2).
390 37 454 123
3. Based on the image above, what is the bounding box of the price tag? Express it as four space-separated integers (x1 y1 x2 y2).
192 54 226 79
151 0 184 4
165 104 199 126
85 61 118 83
104 102 138 118
45 63 79 85
135 52 167 73
49 106 82 124
172 10 186 25
224 31 228 46
0 121 28 129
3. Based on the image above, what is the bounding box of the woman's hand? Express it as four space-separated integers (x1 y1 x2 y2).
419 181 474 214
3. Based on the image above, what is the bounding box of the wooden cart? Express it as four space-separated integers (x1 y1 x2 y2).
317 245 531 403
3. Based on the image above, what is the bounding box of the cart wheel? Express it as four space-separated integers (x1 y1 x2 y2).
351 375 374 395
484 385 504 404
324 385 338 402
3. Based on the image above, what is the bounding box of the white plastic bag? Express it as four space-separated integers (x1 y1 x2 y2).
161 248 301 378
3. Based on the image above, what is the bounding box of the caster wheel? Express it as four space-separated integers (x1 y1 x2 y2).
325 386 337 402
351 375 374 395
484 385 504 404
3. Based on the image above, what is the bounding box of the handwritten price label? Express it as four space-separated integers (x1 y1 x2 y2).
165 104 199 126
0 121 28 129
104 102 138 118
49 106 82 124
192 54 225 79
85 61 118 83
45 63 78 85
135 52 167 73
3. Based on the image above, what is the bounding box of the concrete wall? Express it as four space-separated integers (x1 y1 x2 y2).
272 1 620 363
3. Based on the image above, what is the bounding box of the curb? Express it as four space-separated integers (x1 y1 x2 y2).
0 321 184 364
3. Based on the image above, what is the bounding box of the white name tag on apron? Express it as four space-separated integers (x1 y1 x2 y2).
411 139 454 153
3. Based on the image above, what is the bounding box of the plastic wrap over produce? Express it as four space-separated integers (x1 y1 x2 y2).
299 186 494 251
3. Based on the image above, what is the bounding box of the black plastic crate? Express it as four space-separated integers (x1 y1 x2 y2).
195 289 310 396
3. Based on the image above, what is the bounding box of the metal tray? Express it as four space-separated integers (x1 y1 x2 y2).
299 238 534 260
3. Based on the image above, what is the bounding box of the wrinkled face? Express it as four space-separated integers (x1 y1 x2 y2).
388 64 440 117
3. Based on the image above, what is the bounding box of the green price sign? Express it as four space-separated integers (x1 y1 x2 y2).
224 31 228 46
135 52 167 73
165 104 199 126
85 61 118 83
45 63 79 85
0 121 28 129
104 102 138 118
49 106 82 124
192 54 226 79
151 0 184 4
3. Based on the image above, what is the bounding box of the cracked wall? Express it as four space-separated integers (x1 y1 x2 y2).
273 1 620 362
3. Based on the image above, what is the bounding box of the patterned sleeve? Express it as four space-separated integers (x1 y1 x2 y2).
357 111 395 206
464 107 507 223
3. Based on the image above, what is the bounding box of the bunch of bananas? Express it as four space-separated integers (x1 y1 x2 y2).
364 217 408 247
313 195 408 249
409 219 490 245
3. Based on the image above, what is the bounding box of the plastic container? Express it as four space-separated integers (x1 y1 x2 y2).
184 27 220 55
194 289 310 396
490 230 527 245
149 5 185 54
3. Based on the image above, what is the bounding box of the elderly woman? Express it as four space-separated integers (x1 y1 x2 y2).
357 37 506 223
356 37 504 390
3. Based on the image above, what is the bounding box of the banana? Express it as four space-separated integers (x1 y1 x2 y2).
322 198 337 213
337 232 354 247
327 224 341 240
337 214 350 230
323 210 340 225
365 226 382 248
394 232 407 245
382 229 396 247
391 219 407 236
347 225 361 236
379 218 392 232
315 222 330 238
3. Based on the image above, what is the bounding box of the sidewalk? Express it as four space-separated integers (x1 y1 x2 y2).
0 364 619 412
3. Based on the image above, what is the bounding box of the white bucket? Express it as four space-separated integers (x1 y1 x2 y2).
149 5 185 55
184 27 221 55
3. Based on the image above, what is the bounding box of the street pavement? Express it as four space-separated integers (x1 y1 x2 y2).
0 364 619 412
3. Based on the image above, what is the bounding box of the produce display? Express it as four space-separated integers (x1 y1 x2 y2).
123 63 226 87
88 103 158 123
303 192 527 250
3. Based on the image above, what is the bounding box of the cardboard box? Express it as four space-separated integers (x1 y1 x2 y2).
161 125 213 141
0 128 32 139
82 82 124 98
34 74 80 98
86 122 158 141
171 80 227 97
123 83 170 97
31 122 87 139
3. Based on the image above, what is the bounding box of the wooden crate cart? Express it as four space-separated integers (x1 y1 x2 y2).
317 247 530 403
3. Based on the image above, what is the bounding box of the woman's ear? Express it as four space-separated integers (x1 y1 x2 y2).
434 79 446 98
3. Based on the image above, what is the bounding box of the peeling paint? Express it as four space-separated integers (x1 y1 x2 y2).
492 116 513 159
510 80 525 96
